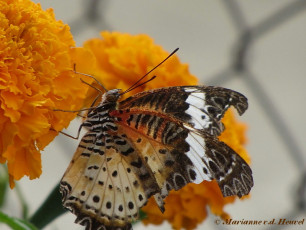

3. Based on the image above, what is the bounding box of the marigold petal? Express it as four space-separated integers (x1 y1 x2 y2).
181 196 207 222
70 47 97 74
0 0 91 187
172 213 183 230
4 141 41 188
1 122 18 152
0 104 21 122
1 90 24 110
81 31 198 103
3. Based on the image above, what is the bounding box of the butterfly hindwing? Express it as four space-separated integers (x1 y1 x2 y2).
60 131 148 230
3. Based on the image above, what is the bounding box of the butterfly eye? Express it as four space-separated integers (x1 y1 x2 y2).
106 94 117 102
104 89 121 102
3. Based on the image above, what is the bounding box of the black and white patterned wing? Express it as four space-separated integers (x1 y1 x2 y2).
119 86 248 136
116 85 253 198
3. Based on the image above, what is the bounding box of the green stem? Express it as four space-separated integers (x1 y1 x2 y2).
0 165 8 207
15 183 29 219
29 183 66 229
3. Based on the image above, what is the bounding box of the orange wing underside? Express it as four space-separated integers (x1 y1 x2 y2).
112 106 200 192
116 120 176 189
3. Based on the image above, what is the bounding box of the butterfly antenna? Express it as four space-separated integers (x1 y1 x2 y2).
73 64 108 92
122 76 157 95
121 48 179 95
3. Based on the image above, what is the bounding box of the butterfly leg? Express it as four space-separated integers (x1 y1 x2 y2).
51 121 86 140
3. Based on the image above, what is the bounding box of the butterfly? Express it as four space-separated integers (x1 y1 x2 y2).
59 53 253 230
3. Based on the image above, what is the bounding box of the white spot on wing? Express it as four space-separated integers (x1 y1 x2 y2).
186 92 205 108
185 132 212 183
185 93 212 129
186 132 204 155
184 87 198 93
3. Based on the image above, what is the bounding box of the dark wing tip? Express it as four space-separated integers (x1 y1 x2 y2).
204 134 253 198
230 90 248 116
77 214 132 230
208 86 248 116
65 202 132 230
219 162 254 198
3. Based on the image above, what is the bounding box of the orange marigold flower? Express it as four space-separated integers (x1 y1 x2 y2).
0 0 93 188
77 31 198 106
79 32 250 230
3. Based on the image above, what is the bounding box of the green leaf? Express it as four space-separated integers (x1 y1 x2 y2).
132 209 147 225
139 209 147 220
0 211 38 230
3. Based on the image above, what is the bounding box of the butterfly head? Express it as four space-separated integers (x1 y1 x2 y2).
102 89 122 104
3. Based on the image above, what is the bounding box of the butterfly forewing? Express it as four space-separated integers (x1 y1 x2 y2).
118 86 248 136
60 85 253 230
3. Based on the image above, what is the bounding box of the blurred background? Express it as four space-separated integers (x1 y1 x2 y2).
2 0 306 229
